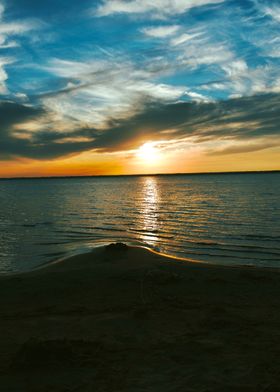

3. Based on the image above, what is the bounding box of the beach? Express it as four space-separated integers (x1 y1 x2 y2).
1 243 280 391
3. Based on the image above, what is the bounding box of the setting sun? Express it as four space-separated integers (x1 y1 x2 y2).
136 142 160 164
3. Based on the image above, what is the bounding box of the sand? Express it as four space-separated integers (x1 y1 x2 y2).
1 243 280 391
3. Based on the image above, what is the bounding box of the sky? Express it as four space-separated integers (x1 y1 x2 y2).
0 0 279 177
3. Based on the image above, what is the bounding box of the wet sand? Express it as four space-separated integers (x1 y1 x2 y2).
1 243 280 391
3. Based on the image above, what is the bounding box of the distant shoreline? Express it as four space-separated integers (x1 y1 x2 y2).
0 170 279 181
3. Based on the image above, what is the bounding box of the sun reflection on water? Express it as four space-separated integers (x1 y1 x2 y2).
138 176 160 247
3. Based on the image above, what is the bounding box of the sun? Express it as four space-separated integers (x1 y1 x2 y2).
136 142 160 164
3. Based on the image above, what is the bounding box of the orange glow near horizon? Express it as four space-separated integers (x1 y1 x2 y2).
0 144 279 178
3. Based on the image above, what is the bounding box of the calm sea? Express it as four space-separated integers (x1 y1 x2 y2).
0 173 279 273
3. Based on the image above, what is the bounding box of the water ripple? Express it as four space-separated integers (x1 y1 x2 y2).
0 173 279 272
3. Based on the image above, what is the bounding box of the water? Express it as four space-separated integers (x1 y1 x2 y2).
0 173 279 273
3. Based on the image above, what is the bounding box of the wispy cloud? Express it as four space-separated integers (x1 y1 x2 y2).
0 2 42 93
179 41 234 69
0 57 13 94
208 139 280 156
0 3 41 48
170 32 203 46
141 25 180 38
0 21 38 35
245 2 280 59
261 4 280 23
220 61 280 96
42 57 186 125
95 0 224 19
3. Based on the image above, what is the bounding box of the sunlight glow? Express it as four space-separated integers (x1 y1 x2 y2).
136 142 160 164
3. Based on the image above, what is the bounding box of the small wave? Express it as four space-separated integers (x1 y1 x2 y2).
1 173 279 272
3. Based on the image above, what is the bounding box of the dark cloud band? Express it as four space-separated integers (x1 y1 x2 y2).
0 93 279 160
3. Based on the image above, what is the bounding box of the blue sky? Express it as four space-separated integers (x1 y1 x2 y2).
0 0 279 172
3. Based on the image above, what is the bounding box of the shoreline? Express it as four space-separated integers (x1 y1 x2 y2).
1 243 279 278
1 243 280 390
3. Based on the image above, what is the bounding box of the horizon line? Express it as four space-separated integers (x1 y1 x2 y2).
0 169 279 181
